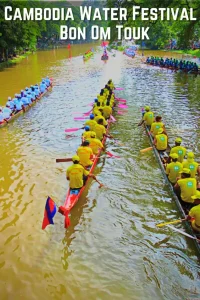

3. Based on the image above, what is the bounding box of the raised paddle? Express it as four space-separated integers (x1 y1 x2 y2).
115 87 124 90
140 146 153 153
156 218 186 227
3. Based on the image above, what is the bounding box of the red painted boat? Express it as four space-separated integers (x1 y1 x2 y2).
59 118 112 228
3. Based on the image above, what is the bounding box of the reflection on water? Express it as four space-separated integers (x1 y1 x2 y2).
0 46 200 299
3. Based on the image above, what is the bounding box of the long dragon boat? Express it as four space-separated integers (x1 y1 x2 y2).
59 112 114 228
83 49 94 60
144 62 200 75
0 80 53 128
142 119 200 255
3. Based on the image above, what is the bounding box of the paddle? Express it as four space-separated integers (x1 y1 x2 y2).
115 87 124 90
56 158 72 163
92 175 104 188
166 225 200 241
110 115 116 122
115 97 126 103
140 146 153 153
156 218 186 227
74 117 88 120
65 127 83 133
106 151 121 158
118 104 128 109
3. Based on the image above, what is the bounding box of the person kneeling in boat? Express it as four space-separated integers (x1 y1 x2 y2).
0 107 9 124
186 191 200 232
166 153 183 185
87 132 104 155
182 152 200 178
67 155 96 190
94 119 112 141
153 128 168 153
138 106 154 130
82 126 95 142
77 140 94 168
150 116 167 137
84 114 97 132
169 138 187 163
174 168 197 206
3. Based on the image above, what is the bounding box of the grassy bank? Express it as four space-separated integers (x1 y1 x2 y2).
0 51 32 70
172 49 200 58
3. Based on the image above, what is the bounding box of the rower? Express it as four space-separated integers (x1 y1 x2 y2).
166 153 183 185
14 97 24 114
150 116 166 137
103 100 112 120
6 97 15 111
153 128 168 153
182 152 200 178
187 194 200 232
77 140 93 168
138 106 154 129
94 110 107 127
84 114 97 132
2 104 12 120
39 81 47 93
0 107 7 124
82 126 95 141
66 155 96 190
174 168 197 205
45 76 51 87
169 138 187 163
87 132 104 155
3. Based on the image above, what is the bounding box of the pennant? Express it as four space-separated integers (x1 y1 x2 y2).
42 196 57 230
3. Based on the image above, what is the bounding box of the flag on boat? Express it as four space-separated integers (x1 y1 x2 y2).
42 196 57 230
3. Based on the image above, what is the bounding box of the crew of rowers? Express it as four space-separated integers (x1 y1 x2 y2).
139 106 200 232
0 77 51 124
66 79 115 191
146 56 199 72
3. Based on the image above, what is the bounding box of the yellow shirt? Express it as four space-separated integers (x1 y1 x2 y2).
182 159 199 178
189 205 200 228
170 146 186 163
66 164 89 189
77 146 93 167
177 178 196 203
143 111 154 126
94 115 107 126
166 162 183 184
85 119 97 131
82 131 95 139
155 134 168 150
94 124 106 140
150 122 164 136
97 95 106 106
87 137 103 154
103 105 112 119
93 106 103 115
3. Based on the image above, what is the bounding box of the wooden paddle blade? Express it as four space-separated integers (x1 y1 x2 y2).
140 147 153 153
156 219 184 227
56 158 72 163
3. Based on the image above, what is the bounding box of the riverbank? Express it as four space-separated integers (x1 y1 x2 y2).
171 49 200 58
0 51 32 70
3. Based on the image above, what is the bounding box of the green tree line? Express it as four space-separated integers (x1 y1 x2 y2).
0 0 107 61
106 0 200 49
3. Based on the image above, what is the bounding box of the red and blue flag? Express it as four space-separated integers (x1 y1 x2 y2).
42 196 57 230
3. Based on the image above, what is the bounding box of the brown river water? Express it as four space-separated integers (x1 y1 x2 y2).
0 45 200 299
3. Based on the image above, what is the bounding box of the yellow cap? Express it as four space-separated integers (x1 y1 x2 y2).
145 106 150 111
72 155 80 162
170 153 178 159
157 128 164 134
187 152 194 158
175 138 182 143
191 191 200 200
180 168 191 174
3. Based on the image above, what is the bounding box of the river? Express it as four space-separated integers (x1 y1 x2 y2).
0 46 200 300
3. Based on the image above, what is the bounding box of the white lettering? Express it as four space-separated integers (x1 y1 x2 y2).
4 6 12 20
80 6 91 20
132 6 140 20
13 8 22 20
93 8 101 20
60 26 86 40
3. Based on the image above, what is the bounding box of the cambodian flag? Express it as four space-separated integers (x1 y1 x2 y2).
42 196 57 230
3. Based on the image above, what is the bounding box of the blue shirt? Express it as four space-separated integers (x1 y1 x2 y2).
3 107 12 118
40 83 47 93
6 101 15 110
15 100 23 111
21 96 29 105
0 112 4 122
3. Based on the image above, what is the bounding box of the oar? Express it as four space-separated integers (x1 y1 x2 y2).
56 158 72 163
65 127 83 133
110 115 116 122
118 104 128 109
166 225 200 241
115 97 126 103
140 146 153 153
156 218 186 227
92 175 104 188
74 117 88 120
106 151 121 158
115 87 124 90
